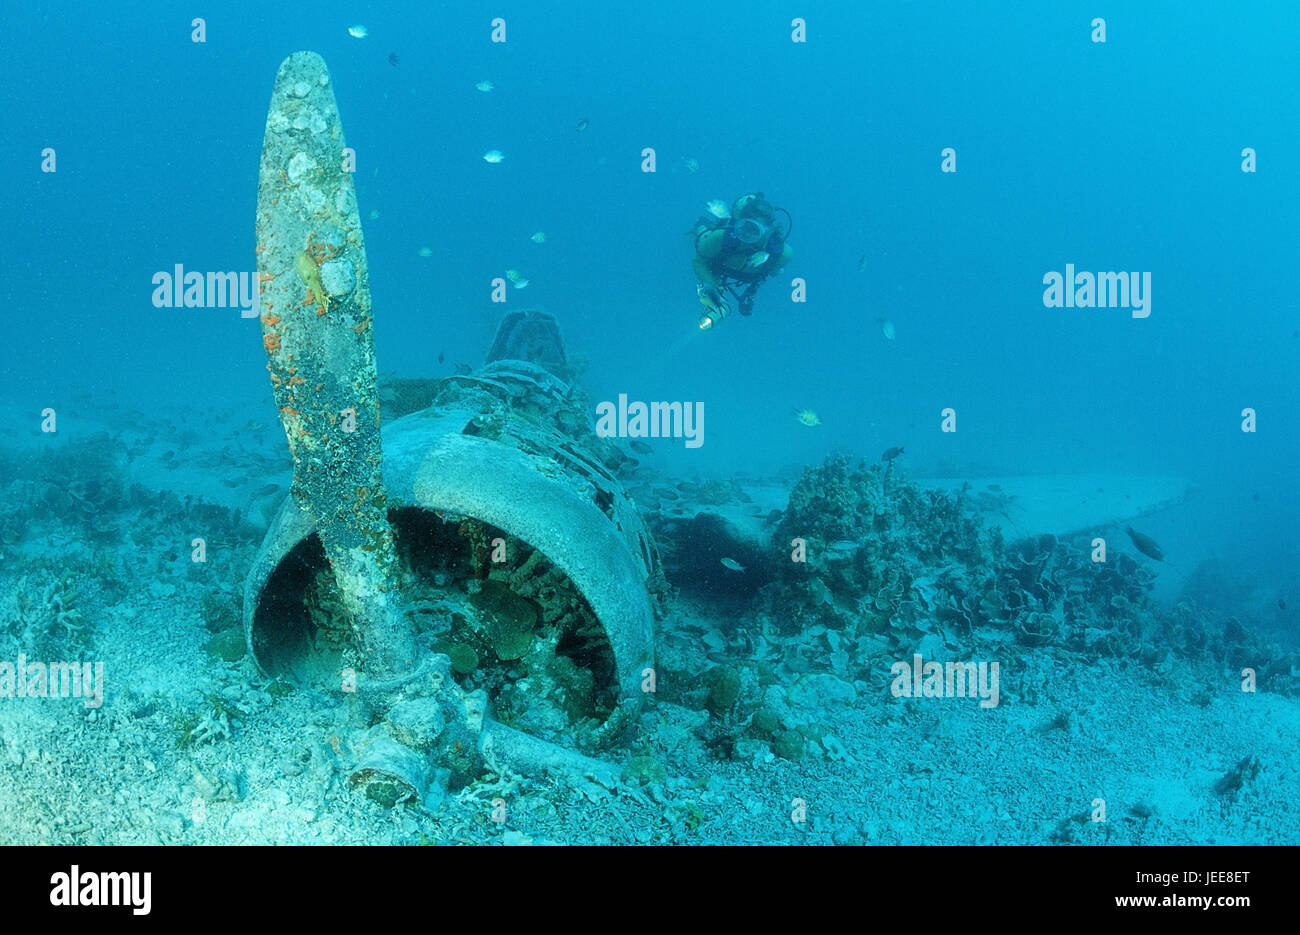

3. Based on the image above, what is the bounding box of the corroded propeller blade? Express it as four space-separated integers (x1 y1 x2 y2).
255 51 413 677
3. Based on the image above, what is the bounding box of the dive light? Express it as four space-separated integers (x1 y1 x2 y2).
696 283 728 330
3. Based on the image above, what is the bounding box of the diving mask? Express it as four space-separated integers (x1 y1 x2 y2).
734 217 769 246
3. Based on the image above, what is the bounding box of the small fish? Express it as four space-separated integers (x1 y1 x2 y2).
251 483 283 498
881 446 904 462
1126 526 1165 562
220 477 242 488
827 540 861 554
505 269 529 288
1279 595 1287 611
746 250 770 269
530 231 547 244
682 156 700 173
387 52 399 66
628 440 652 455
794 408 821 427
417 246 433 257
878 317 896 340
437 352 445 364
575 118 589 132
476 80 494 92
705 199 730 219
720 557 745 572
453 362 472 375
347 25 368 39
483 150 505 164
368 209 380 220
697 283 726 316
857 255 866 272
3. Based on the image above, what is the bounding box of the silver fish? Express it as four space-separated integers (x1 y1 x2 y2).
720 557 745 572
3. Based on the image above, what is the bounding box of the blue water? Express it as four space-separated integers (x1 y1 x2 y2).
7 2 1298 547
2 1 1297 845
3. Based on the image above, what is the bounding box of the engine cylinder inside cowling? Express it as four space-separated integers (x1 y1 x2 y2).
244 351 661 746
251 507 620 741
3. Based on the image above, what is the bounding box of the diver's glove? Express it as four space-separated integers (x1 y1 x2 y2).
697 282 730 330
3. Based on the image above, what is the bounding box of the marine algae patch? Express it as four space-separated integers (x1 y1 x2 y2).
294 250 328 309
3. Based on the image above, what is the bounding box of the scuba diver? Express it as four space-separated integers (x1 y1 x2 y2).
690 192 793 330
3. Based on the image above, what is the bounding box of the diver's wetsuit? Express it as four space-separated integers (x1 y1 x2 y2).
692 195 792 317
